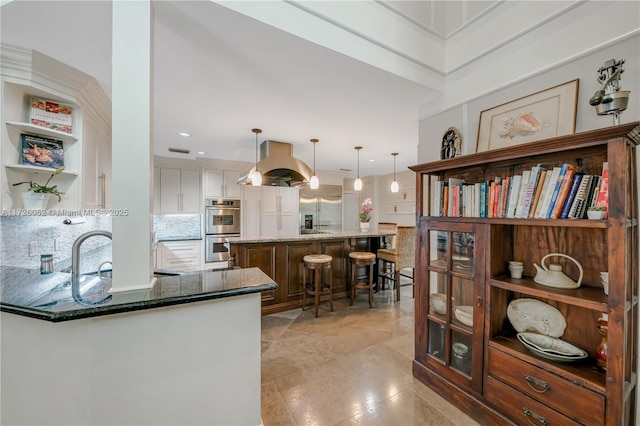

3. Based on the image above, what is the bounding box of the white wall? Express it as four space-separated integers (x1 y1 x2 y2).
377 170 417 226
419 35 640 163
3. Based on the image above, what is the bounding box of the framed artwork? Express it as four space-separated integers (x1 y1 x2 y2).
441 127 461 159
476 79 579 153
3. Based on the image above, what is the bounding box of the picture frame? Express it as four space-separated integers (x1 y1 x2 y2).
20 134 65 169
476 79 579 153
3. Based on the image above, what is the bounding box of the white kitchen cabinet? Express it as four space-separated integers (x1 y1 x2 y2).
158 168 201 213
82 119 111 209
240 185 299 237
156 240 202 271
204 168 241 199
261 186 299 237
241 185 261 238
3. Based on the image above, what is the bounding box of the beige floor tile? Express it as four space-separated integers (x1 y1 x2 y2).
260 284 479 426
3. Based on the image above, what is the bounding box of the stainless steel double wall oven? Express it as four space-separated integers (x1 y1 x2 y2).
204 199 240 263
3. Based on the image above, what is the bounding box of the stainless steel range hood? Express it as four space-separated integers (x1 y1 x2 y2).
238 140 313 187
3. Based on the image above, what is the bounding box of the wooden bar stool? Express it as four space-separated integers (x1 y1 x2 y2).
302 254 333 318
349 251 376 308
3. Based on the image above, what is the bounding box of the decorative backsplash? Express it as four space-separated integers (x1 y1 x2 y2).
0 216 112 273
153 214 202 241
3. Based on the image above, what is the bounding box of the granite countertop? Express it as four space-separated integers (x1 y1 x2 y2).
227 230 396 244
0 266 276 323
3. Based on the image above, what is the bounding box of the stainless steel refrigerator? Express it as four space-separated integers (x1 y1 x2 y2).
299 185 342 234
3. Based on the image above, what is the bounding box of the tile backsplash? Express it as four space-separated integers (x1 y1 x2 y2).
153 214 202 241
0 216 112 273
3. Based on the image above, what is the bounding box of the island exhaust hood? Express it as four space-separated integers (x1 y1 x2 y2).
238 140 313 187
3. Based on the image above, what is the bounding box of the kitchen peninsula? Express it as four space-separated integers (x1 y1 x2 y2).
228 230 396 315
0 267 276 426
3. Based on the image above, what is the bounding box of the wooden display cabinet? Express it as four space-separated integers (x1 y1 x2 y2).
411 123 639 425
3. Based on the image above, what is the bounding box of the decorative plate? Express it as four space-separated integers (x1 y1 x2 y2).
507 298 567 338
454 305 473 327
517 332 588 362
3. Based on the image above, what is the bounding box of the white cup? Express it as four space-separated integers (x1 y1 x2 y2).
509 266 524 279
509 261 524 267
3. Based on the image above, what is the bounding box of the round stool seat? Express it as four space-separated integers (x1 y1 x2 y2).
304 254 332 264
349 252 376 261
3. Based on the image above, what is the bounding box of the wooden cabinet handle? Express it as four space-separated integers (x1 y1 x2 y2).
523 408 548 426
524 374 550 393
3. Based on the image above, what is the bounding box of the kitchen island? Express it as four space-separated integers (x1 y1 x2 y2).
0 266 276 426
228 230 395 315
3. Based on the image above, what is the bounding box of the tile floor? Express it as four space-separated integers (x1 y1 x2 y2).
260 284 480 425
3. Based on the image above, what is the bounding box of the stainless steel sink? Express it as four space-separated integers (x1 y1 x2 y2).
27 275 112 308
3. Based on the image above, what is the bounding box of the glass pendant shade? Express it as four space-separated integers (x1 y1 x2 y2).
354 146 363 191
390 152 399 193
310 139 319 189
251 170 262 186
251 128 262 186
354 178 363 191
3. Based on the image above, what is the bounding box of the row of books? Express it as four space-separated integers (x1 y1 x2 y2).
432 162 609 219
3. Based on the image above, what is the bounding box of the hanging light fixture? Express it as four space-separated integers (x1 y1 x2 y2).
309 138 320 189
390 152 399 193
354 146 363 191
251 128 262 186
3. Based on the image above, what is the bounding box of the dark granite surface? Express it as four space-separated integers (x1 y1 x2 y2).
0 266 276 323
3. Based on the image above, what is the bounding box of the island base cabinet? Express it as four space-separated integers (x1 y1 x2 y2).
231 239 352 315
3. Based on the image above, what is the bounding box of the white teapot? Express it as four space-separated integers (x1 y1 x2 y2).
533 253 583 289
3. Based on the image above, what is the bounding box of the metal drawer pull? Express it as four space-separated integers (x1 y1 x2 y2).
523 407 548 426
524 374 550 393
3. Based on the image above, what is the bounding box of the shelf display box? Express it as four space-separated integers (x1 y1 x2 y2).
20 134 64 169
29 97 73 134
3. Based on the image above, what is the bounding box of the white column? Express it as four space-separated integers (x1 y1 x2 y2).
111 0 154 292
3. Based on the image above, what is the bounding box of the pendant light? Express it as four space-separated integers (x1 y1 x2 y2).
390 152 399 193
251 128 262 186
354 146 363 191
310 138 319 189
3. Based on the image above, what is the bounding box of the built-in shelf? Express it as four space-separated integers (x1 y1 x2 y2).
5 163 78 176
6 121 78 143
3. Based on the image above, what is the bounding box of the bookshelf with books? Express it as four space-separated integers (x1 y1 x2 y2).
411 123 639 425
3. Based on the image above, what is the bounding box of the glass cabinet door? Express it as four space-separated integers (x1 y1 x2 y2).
425 225 482 391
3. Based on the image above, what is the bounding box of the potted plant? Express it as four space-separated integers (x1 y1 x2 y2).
13 166 65 209
359 198 373 231
587 205 607 220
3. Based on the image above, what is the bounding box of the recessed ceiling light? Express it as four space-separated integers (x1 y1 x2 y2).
197 151 206 155
178 132 192 137
369 159 375 162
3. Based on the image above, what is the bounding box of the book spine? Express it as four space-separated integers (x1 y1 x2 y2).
520 166 541 218
536 167 561 219
550 164 579 219
533 170 552 218
479 182 487 218
442 186 449 217
506 175 522 218
546 164 568 218
568 175 591 219
528 169 547 218
492 179 501 218
514 170 531 218
499 176 510 218
595 162 609 218
559 173 583 219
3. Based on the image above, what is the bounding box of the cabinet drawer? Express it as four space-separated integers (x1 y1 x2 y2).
488 348 604 425
486 375 580 426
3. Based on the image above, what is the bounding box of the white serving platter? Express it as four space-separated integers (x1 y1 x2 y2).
517 332 588 362
507 298 567 338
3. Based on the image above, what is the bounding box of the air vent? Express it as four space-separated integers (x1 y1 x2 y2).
339 168 352 172
168 147 190 154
